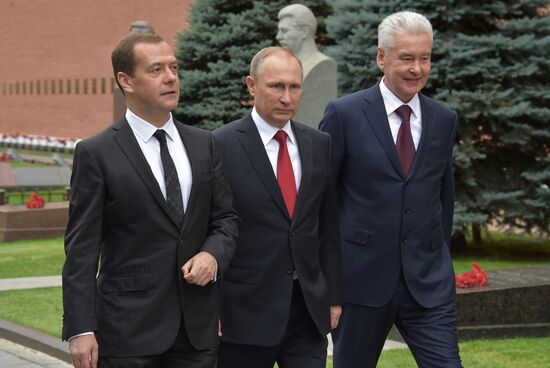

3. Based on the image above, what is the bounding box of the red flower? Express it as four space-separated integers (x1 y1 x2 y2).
25 192 46 209
455 262 488 288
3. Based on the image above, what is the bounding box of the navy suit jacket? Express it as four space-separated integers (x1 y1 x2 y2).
319 83 457 308
214 113 343 346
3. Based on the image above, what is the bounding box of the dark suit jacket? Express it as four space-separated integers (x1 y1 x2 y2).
213 113 343 347
62 118 239 356
319 83 457 309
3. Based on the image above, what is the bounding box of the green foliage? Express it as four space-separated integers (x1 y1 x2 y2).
326 1 550 237
0 237 65 277
175 0 333 129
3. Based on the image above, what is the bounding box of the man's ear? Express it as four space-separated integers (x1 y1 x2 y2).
300 25 310 40
376 47 385 71
117 72 133 94
245 76 256 97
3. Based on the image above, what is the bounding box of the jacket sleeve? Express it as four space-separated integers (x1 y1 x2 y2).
441 112 458 248
62 141 103 340
200 133 239 276
318 134 344 306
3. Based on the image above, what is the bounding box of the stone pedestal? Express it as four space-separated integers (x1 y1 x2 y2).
456 266 550 339
389 266 550 341
293 57 337 129
0 202 69 242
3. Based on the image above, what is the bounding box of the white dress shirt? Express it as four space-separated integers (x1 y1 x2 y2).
379 78 422 149
126 109 193 211
251 107 302 190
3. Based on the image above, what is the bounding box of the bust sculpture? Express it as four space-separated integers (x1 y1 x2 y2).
276 4 337 129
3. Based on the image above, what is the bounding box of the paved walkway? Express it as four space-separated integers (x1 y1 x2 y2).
0 275 407 367
0 338 71 367
0 276 61 291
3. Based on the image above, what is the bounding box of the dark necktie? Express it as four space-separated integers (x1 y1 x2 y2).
395 105 415 177
274 130 297 218
153 129 184 225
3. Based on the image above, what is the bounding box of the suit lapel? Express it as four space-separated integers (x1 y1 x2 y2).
174 121 200 230
235 114 290 220
408 94 435 179
362 85 405 178
292 122 311 222
112 118 180 228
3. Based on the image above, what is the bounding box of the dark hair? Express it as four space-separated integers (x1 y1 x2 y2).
111 32 165 90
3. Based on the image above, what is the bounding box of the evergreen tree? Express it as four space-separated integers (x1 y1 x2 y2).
175 0 333 130
326 1 550 239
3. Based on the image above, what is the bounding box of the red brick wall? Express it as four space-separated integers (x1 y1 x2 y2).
0 0 192 140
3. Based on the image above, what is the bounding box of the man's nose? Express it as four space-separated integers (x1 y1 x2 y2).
410 60 421 74
280 88 291 103
164 69 177 83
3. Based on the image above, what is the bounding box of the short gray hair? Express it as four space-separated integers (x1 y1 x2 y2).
249 47 303 79
378 11 433 52
278 4 317 37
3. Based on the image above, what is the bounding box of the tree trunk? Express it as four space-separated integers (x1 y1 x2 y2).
451 232 468 254
472 224 482 245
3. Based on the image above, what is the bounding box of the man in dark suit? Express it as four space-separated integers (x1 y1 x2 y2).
62 32 238 368
214 47 343 368
319 11 462 368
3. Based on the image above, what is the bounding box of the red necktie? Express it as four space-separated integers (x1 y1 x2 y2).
274 130 297 218
395 105 415 177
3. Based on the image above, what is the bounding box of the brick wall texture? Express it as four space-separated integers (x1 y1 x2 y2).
0 0 192 139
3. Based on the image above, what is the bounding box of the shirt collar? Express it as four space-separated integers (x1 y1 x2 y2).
125 109 177 143
251 107 296 146
379 78 421 119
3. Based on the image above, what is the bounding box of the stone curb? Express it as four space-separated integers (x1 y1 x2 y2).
0 319 71 364
0 275 62 291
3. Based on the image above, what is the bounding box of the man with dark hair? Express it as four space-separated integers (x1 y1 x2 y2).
62 32 238 368
320 11 462 368
214 46 342 368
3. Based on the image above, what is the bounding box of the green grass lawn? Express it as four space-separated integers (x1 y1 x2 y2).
1 280 548 368
4 148 73 159
10 161 52 168
452 234 550 274
5 189 68 205
0 237 65 278
1 236 548 279
1 235 550 368
0 287 62 338
371 336 550 367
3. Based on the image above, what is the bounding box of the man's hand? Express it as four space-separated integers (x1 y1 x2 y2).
330 305 342 330
69 334 98 368
218 318 222 337
182 251 217 286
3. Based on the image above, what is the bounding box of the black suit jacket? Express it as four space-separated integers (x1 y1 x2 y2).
213 113 343 346
62 118 239 356
319 83 457 308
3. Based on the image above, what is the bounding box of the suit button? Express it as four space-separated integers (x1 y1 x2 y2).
290 232 295 237
286 266 295 274
402 237 408 244
404 208 411 215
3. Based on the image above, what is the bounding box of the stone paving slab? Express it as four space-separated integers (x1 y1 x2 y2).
0 338 71 367
14 167 71 188
0 276 62 291
0 163 16 188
